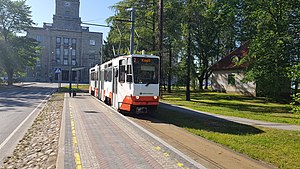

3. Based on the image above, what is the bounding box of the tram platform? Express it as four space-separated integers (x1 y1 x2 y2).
56 93 205 169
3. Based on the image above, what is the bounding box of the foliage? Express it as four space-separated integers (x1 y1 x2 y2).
0 0 34 40
105 0 300 100
291 93 300 115
105 0 157 56
0 0 37 85
240 0 300 99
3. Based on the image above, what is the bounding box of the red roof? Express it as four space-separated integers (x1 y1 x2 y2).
212 42 249 71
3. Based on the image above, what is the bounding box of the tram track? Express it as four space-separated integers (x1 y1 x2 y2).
127 115 224 169
126 114 273 169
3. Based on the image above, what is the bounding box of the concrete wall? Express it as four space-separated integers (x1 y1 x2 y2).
211 70 256 96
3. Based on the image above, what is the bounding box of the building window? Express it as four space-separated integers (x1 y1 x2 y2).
56 59 61 64
56 37 61 44
36 36 43 42
71 49 76 58
72 59 76 66
64 38 69 45
228 74 235 85
56 48 61 58
63 59 68 65
72 38 76 45
63 48 69 58
90 40 96 46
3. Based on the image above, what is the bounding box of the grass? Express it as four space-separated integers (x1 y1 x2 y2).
58 84 89 93
154 107 300 169
161 90 300 125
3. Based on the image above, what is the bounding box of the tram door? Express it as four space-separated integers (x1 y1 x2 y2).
112 66 118 109
100 70 104 100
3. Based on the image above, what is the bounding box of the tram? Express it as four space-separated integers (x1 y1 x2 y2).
89 53 160 114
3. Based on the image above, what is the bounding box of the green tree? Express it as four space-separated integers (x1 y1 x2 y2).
0 0 37 85
240 0 300 99
106 0 158 55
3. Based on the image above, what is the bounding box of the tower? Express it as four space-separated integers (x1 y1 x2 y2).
52 0 81 30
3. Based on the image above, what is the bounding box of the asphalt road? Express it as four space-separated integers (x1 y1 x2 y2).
0 82 57 165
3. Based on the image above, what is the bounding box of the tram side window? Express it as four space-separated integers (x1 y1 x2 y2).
104 68 112 82
126 65 132 83
119 65 125 83
91 72 95 81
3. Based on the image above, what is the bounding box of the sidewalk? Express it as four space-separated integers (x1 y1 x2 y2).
160 102 300 131
57 93 206 169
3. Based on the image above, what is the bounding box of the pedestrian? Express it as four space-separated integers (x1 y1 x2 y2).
72 89 76 97
69 88 72 97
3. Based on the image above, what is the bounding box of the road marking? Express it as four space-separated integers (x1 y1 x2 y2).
69 100 82 169
0 90 54 150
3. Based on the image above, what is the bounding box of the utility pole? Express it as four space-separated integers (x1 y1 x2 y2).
158 0 164 95
130 8 136 55
114 8 135 55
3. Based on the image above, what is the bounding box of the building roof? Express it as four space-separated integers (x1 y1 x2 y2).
212 42 249 71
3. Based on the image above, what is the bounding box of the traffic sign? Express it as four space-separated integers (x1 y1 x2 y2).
54 68 61 74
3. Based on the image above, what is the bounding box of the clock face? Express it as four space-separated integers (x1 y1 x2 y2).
64 1 70 7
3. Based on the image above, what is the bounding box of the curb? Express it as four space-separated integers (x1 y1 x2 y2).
56 93 67 169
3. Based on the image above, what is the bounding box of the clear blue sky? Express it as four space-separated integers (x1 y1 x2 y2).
26 0 120 40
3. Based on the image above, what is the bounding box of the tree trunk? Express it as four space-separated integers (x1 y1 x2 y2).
167 45 172 93
7 69 13 86
158 0 164 93
186 8 191 101
204 70 211 89
152 0 156 51
295 81 299 94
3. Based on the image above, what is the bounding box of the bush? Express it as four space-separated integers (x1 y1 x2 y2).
291 93 300 114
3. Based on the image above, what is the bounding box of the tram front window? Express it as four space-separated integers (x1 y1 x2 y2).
133 57 159 84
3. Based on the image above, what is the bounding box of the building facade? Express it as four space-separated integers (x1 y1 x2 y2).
26 0 102 83
211 42 257 96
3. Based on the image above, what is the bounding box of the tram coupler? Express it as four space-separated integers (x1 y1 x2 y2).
136 107 147 114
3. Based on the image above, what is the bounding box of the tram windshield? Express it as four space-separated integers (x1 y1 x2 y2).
133 57 159 84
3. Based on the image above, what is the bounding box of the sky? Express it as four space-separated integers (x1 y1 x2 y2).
25 0 120 40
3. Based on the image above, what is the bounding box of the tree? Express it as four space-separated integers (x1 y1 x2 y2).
240 0 300 99
106 0 158 55
0 0 37 85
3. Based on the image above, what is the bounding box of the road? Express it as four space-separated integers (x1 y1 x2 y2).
0 83 57 165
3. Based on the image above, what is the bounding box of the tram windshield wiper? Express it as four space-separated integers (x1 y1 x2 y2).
145 82 151 86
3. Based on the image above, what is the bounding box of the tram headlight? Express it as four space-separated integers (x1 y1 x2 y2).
136 96 140 100
154 96 158 100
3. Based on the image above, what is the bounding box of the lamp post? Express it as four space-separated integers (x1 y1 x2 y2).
69 47 73 91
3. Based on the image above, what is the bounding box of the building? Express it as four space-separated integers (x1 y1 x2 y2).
26 0 102 83
211 42 257 96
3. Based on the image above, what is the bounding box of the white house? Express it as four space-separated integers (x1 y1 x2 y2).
211 43 256 96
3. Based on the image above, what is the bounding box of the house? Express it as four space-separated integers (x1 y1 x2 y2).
211 42 256 96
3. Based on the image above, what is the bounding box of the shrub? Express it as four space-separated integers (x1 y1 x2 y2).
291 93 300 114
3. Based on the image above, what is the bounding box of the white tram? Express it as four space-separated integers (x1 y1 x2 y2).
89 54 160 113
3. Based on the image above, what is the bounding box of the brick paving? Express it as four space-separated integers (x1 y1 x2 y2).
63 93 204 169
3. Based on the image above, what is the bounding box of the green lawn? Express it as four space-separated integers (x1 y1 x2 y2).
58 84 89 93
161 90 299 125
154 105 300 169
156 90 300 168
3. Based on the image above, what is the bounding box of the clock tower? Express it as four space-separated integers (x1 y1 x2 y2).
52 0 81 30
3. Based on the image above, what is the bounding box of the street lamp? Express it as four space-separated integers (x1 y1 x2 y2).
69 47 73 90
